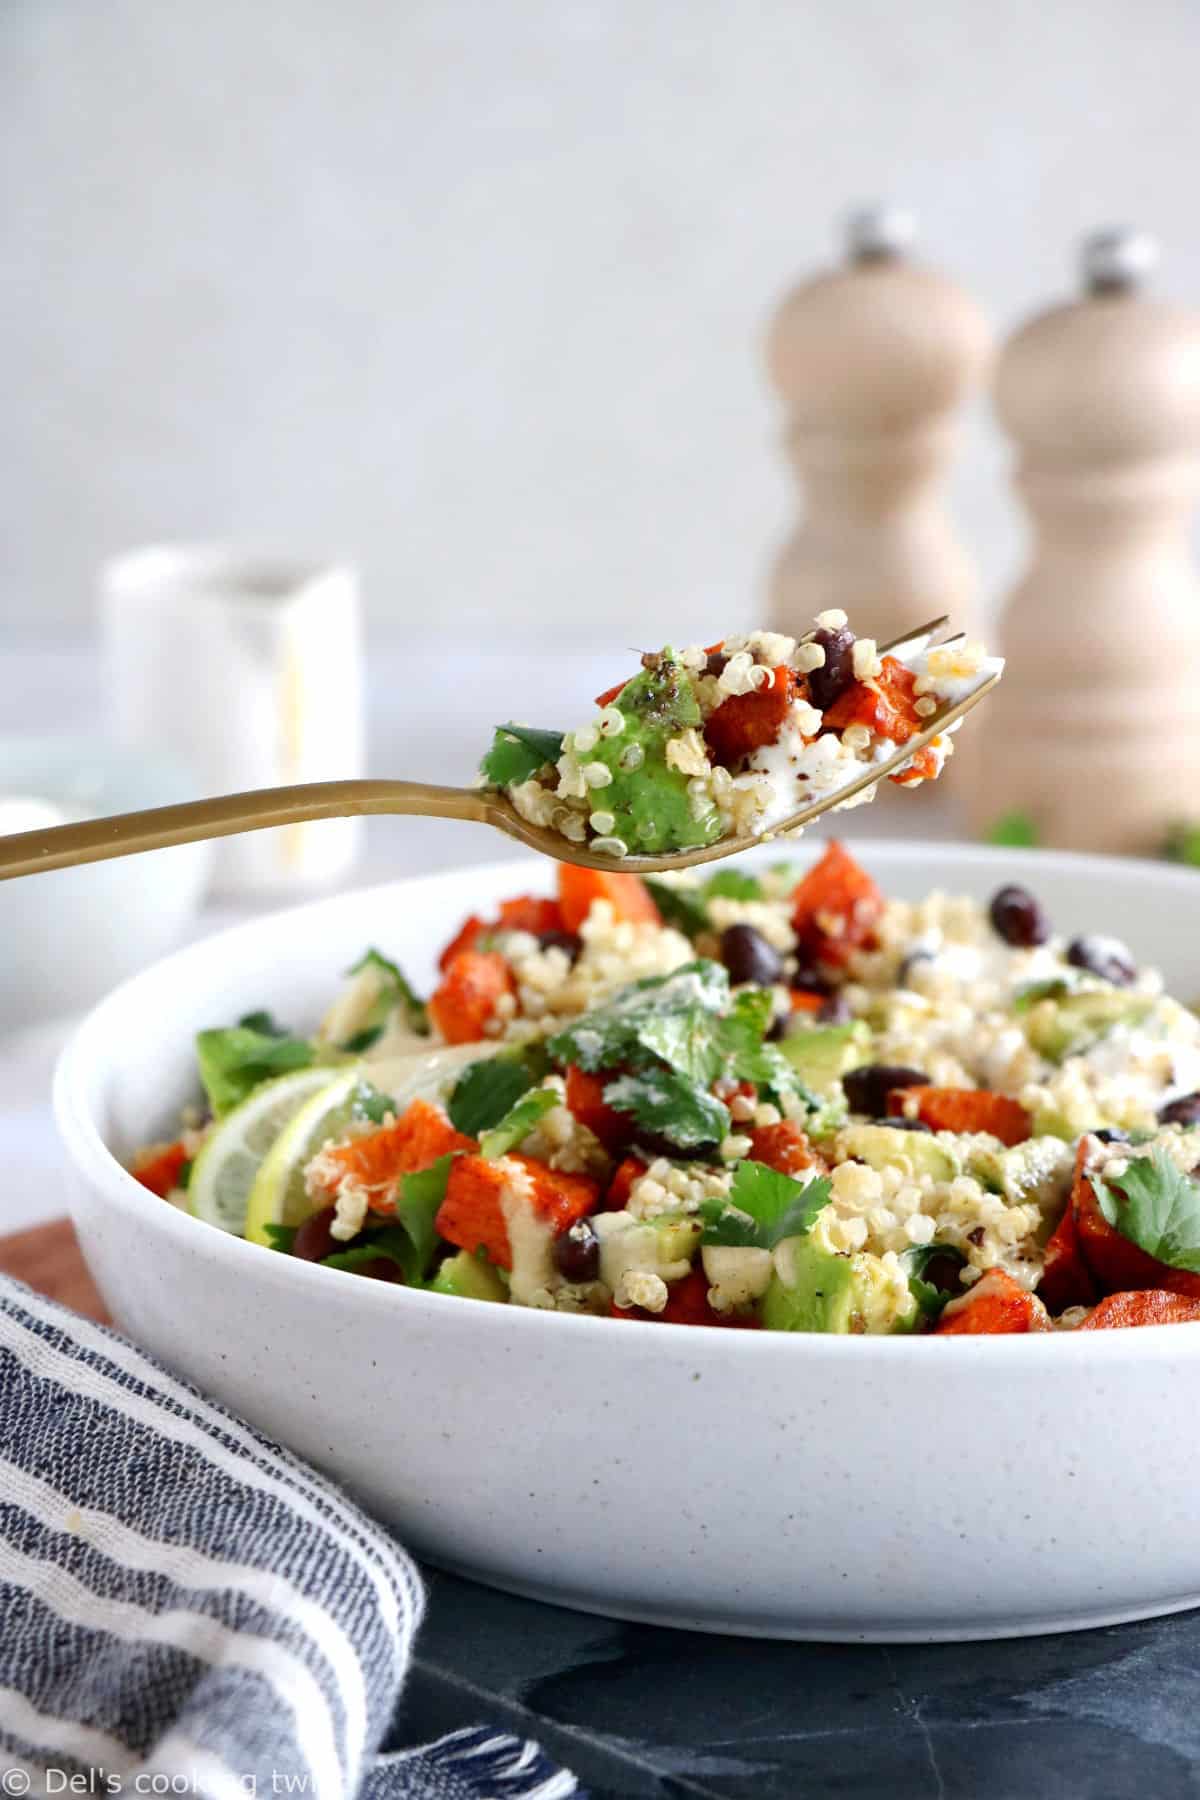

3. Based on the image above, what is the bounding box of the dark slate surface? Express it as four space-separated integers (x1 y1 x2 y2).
391 1569 1200 1798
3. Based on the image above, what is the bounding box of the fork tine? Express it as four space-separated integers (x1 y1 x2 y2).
878 615 949 656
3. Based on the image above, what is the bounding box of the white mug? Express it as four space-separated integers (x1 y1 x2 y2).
101 545 365 896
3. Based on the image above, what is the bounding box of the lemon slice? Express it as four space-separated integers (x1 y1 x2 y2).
243 1065 371 1246
188 1066 346 1236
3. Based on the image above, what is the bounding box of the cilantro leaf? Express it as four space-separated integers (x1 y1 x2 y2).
352 1083 398 1126
480 724 565 788
195 1026 315 1117
900 1243 967 1318
697 1197 761 1247
1089 1149 1200 1273
704 869 763 902
547 961 731 1079
322 1224 417 1279
643 879 709 939
323 1155 458 1282
238 1010 289 1036
985 811 1040 848
637 1008 721 1087
479 1088 560 1160
550 964 788 1087
763 1176 834 1245
261 1222 297 1253
1164 821 1200 867
346 947 428 1037
603 1070 731 1152
177 1158 193 1191
727 1160 832 1245
449 1055 538 1135
394 1154 456 1276
709 987 811 1110
545 958 817 1139
544 959 815 1148
699 1161 832 1250
715 989 781 1086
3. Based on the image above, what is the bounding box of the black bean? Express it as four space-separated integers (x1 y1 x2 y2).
842 1064 930 1117
806 625 857 713
789 962 834 997
1066 935 1136 987
293 1207 340 1262
988 885 1050 947
720 923 783 988
1093 1127 1130 1144
1159 1092 1200 1128
705 649 728 678
875 1116 932 1133
539 928 583 963
554 1218 601 1282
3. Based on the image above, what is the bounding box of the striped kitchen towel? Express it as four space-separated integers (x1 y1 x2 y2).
0 1274 577 1799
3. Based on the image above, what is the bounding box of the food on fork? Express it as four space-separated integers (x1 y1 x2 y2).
134 844 1200 1335
478 613 1001 858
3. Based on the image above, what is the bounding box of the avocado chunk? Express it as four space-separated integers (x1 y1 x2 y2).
967 1136 1074 1206
653 1211 705 1266
762 1236 857 1332
578 654 722 854
778 1020 871 1097
762 1235 919 1334
428 1249 508 1303
838 1121 960 1183
1023 990 1153 1063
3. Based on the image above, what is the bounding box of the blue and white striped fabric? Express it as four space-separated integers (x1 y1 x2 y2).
0 1275 577 1800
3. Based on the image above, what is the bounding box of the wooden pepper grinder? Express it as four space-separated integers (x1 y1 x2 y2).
967 228 1200 853
765 205 992 643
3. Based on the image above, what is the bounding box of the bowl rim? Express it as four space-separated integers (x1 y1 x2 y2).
53 841 1200 1364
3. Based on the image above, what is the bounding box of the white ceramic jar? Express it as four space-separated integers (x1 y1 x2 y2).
101 546 366 896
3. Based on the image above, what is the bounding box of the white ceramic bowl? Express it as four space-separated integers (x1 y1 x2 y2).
0 736 212 1028
55 844 1200 1642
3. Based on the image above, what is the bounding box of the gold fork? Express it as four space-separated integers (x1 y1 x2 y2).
0 617 998 881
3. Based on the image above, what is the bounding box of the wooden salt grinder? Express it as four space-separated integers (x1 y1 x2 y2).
966 229 1200 853
765 206 992 643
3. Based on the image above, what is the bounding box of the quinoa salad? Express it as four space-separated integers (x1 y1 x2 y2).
478 613 1002 858
132 846 1200 1335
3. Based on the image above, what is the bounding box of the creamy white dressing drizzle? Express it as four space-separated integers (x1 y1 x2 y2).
496 1160 559 1306
904 650 1006 707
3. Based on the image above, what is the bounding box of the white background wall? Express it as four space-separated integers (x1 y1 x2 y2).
5 0 1200 649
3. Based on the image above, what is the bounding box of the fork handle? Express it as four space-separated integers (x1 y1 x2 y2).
0 780 489 880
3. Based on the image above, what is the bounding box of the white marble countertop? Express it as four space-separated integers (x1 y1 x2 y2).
0 641 961 1238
